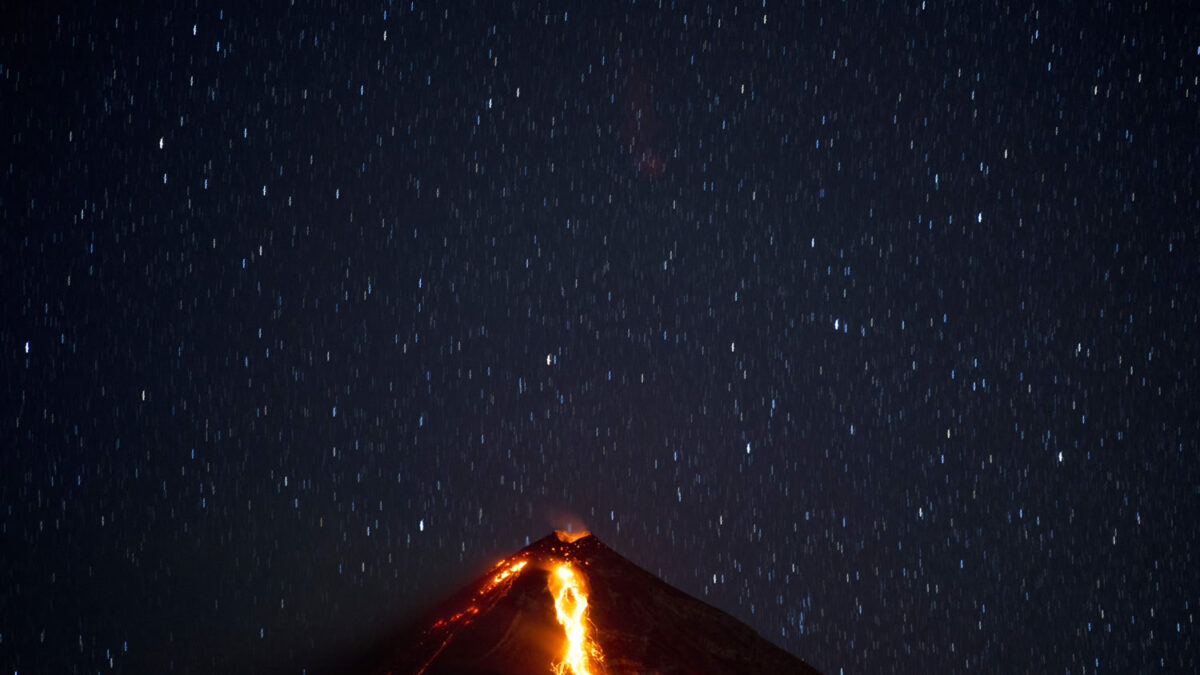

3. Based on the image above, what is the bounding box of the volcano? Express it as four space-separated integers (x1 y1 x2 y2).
349 531 820 675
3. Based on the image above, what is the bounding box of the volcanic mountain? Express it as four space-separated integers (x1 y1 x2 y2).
348 530 821 675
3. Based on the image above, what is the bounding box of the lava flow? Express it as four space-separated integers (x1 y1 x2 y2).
427 559 527 632
368 530 820 675
549 563 603 675
490 559 528 587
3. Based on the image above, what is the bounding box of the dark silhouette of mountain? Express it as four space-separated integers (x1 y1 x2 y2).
329 531 820 675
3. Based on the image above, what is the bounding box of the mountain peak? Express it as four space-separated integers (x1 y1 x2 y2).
360 531 820 674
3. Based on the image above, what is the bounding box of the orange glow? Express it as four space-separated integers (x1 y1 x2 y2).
429 559 527 632
548 563 603 675
489 560 528 587
554 529 592 544
423 546 605 675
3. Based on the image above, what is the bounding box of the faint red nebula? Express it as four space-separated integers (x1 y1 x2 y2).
622 61 668 179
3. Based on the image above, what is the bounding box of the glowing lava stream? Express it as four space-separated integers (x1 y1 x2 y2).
489 559 528 588
549 563 603 675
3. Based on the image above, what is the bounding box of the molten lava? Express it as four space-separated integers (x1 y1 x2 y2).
548 563 604 675
416 533 607 675
426 559 527 632
379 531 820 675
490 559 528 587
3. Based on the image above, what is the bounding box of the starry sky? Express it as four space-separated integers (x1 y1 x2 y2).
3 1 1198 673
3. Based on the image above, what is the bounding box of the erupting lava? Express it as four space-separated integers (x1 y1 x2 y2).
490 560 528 587
427 560 528 632
555 530 592 544
422 541 604 675
375 531 820 675
548 563 604 675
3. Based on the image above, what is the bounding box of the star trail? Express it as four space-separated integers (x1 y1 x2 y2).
3 2 1197 673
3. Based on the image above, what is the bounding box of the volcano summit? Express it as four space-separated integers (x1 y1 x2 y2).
349 531 820 675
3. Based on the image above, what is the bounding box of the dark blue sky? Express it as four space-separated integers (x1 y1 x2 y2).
4 1 1197 673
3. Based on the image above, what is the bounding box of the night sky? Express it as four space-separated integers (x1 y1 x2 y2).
4 1 1198 673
